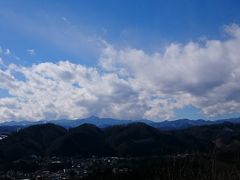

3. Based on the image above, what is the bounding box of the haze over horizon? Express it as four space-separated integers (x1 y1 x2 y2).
1 0 240 122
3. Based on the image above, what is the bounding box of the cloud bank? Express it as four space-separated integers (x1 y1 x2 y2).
1 24 240 121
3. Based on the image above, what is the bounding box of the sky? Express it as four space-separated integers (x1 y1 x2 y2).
1 0 240 122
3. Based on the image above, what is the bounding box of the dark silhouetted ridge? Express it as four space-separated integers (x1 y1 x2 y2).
48 123 113 157
0 123 67 161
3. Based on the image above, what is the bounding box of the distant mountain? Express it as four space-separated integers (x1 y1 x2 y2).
0 116 133 129
0 120 43 127
1 116 240 132
149 119 215 130
50 116 133 128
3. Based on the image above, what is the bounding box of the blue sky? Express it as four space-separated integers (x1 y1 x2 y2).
1 0 240 121
1 0 240 65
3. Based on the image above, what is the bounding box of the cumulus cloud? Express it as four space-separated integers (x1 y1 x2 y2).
0 61 142 121
100 24 240 119
0 24 240 121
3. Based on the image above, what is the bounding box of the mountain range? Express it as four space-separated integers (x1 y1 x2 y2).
1 116 240 133
1 122 240 161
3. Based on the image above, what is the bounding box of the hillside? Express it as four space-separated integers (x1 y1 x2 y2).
1 122 240 161
48 124 113 157
105 123 184 155
0 123 67 161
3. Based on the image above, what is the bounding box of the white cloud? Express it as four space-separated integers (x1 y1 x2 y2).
99 24 240 119
0 24 240 122
0 61 135 121
0 47 11 56
61 16 71 25
27 49 36 56
4 49 10 55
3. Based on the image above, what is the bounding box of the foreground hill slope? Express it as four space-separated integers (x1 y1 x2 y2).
48 124 113 156
1 122 240 161
105 123 184 155
0 124 67 161
171 122 240 155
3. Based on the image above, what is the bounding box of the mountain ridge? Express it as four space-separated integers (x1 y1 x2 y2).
1 116 240 131
2 122 240 161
